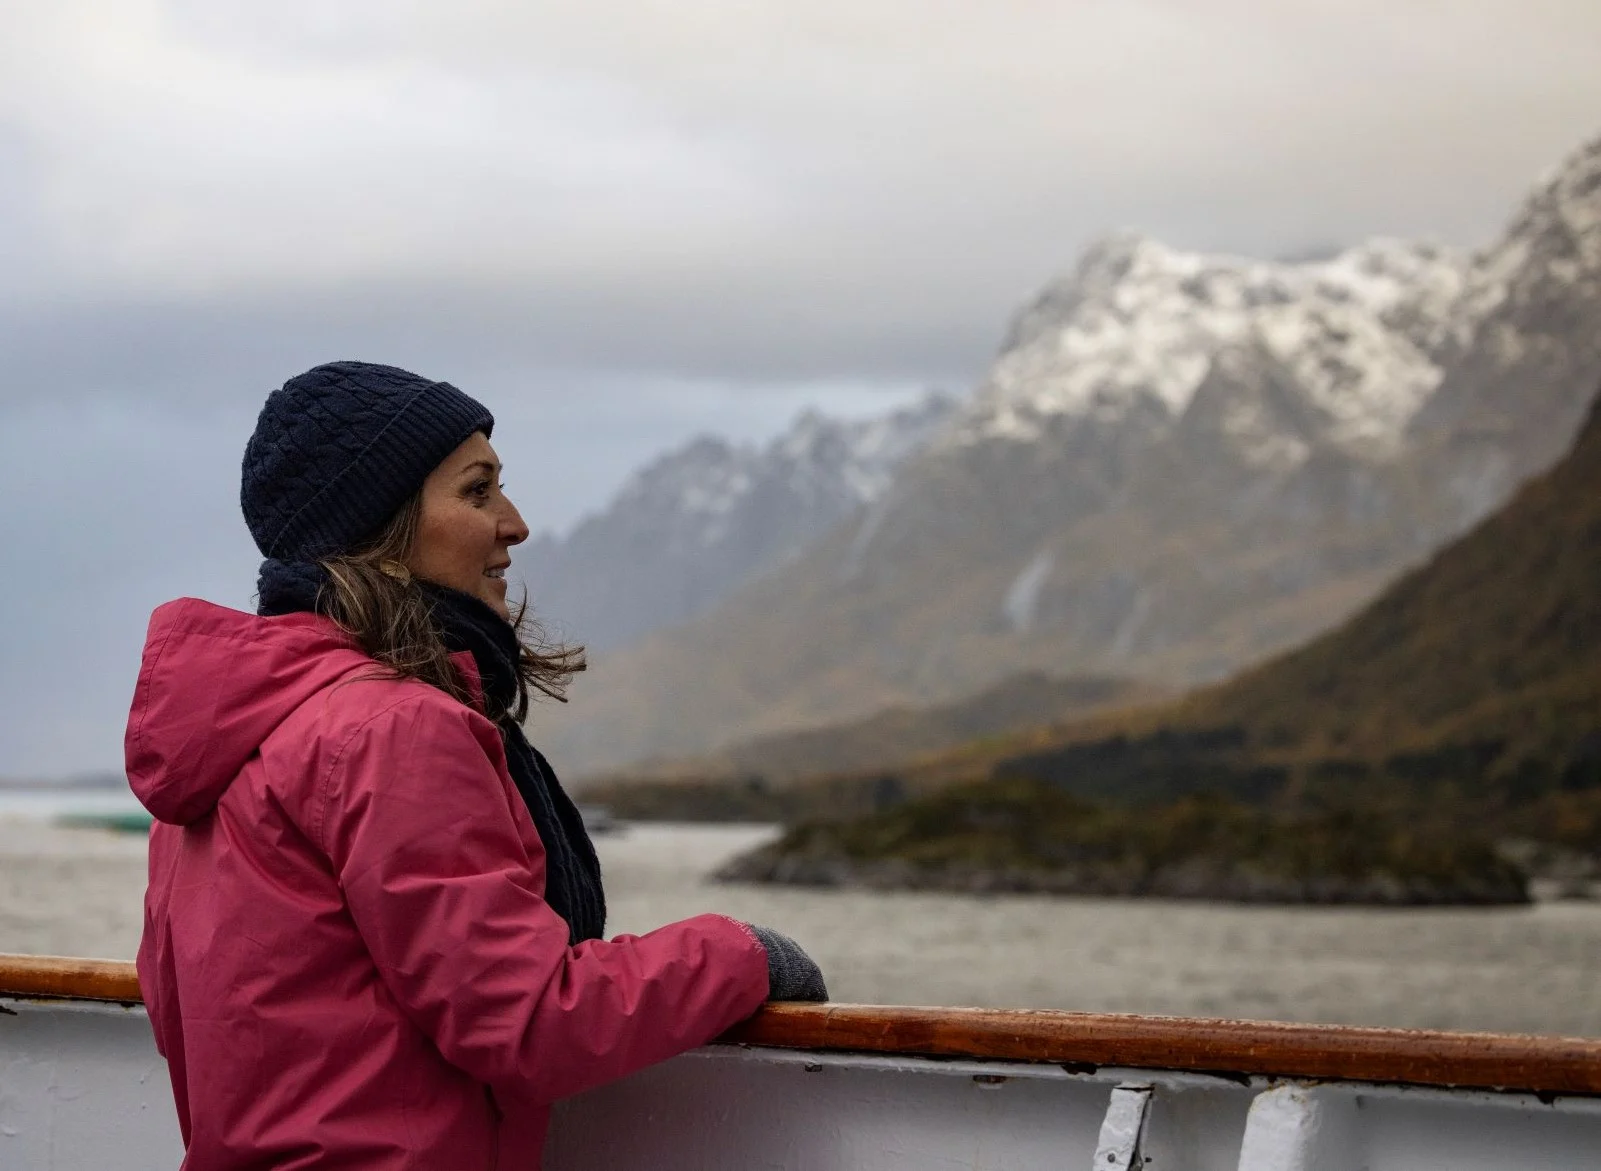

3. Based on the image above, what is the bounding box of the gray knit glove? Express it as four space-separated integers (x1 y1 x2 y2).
748 925 828 1002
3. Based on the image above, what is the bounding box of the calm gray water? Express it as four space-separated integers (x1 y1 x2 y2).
5 818 1600 1037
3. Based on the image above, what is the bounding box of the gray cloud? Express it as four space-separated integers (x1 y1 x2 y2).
2 0 1600 776
9 3 1601 304
0 277 976 410
7 1 1601 401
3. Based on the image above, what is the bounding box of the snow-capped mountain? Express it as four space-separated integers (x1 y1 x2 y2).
952 234 1470 461
538 133 1601 776
1407 135 1601 528
518 390 956 649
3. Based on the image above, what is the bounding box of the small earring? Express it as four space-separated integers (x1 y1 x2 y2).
379 560 412 584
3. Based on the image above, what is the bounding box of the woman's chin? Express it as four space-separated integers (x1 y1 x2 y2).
482 581 511 621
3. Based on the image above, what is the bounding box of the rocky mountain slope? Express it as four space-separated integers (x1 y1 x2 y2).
517 391 955 649
714 386 1601 904
535 134 1601 776
950 231 1467 461
1405 144 1601 531
984 383 1601 805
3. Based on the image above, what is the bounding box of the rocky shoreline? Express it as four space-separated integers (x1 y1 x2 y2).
712 780 1534 907
714 849 1531 906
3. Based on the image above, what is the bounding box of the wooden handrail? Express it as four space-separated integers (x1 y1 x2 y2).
6 953 1600 1096
724 1003 1601 1096
0 954 141 1003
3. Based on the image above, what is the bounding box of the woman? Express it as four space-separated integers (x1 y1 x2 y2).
130 360 826 1170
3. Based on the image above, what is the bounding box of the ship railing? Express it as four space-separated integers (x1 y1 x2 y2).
5 952 1600 1169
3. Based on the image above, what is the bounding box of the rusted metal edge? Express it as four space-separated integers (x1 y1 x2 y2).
5 954 1598 1095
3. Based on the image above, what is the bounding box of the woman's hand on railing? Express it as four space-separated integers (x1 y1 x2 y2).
746 925 828 1002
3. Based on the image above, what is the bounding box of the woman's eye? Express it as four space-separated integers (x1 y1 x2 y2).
467 479 492 500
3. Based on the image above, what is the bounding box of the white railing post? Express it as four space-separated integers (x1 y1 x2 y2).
1091 1083 1153 1170
1235 1084 1358 1171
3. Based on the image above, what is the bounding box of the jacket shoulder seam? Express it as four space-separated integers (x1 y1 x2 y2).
311 691 479 854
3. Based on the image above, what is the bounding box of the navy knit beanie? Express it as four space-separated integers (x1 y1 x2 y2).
241 361 494 560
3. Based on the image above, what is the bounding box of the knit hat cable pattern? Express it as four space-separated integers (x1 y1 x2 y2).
241 361 495 562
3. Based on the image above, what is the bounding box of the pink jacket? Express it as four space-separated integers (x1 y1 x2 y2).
130 598 769 1169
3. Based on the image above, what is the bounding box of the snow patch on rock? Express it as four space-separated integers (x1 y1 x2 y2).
608 390 958 553
949 232 1472 461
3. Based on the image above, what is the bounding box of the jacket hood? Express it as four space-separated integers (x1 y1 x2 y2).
127 598 373 825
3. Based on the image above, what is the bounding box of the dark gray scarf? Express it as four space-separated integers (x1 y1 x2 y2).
258 558 606 945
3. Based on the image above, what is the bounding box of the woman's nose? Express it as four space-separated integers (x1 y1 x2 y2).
500 500 530 547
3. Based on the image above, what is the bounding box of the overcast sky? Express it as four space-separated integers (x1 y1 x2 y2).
3 0 1600 778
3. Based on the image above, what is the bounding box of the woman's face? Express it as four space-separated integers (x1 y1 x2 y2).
406 431 529 620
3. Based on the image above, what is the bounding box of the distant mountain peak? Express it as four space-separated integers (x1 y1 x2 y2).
536 132 1601 776
1532 132 1601 240
1444 134 1601 336
521 389 957 650
585 390 958 539
950 231 1471 461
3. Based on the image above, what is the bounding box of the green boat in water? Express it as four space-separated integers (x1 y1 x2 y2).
54 810 154 834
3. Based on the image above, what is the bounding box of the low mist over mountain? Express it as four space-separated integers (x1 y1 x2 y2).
578 670 1166 808
536 134 1601 776
517 392 955 649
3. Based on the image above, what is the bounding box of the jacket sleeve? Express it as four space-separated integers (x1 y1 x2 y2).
317 694 770 1104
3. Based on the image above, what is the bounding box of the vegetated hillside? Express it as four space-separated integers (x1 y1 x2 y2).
539 132 1601 776
717 779 1529 906
577 671 1164 818
716 388 1601 902
995 385 1601 811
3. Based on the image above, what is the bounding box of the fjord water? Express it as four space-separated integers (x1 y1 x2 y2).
4 818 1600 1037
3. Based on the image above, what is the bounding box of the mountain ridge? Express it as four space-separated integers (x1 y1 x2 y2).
963 384 1601 805
535 133 1601 777
518 389 956 650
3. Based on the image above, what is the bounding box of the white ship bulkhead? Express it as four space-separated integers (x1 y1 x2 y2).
2 957 1599 1171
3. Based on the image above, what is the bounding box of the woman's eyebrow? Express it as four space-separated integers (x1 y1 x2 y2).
457 458 500 477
